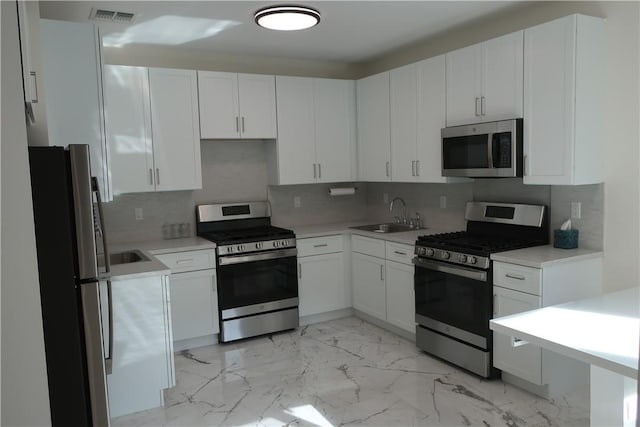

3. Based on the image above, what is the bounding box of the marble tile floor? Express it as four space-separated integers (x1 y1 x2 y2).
112 317 589 427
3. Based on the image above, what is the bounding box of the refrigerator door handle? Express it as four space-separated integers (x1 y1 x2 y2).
92 177 110 274
105 279 114 375
80 281 111 426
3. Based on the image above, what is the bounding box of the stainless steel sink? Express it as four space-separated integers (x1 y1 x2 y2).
109 250 150 265
350 223 423 233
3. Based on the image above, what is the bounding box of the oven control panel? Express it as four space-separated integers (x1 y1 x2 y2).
415 246 489 269
218 238 297 256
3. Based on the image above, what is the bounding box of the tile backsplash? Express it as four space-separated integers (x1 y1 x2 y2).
104 142 604 251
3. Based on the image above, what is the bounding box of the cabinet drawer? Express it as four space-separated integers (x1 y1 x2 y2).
154 250 216 273
297 235 343 257
493 261 542 295
385 242 414 265
351 234 385 258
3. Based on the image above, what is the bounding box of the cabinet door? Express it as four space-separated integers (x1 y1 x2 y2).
523 16 575 185
198 71 240 139
390 63 418 182
482 30 523 122
314 78 356 183
169 269 219 342
385 260 415 333
39 19 111 201
416 55 447 183
493 286 543 385
238 74 277 139
299 253 346 316
275 76 316 184
446 43 482 126
351 252 386 320
103 65 155 194
108 275 172 418
357 72 391 181
148 68 202 191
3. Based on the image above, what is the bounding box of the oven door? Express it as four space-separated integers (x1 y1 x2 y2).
217 248 298 314
413 257 492 349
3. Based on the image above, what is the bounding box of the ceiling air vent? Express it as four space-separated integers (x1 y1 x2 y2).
89 8 135 23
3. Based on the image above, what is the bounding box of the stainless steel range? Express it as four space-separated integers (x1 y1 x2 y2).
196 201 299 343
413 202 548 378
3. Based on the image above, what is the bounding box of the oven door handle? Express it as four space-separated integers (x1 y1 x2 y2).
219 248 297 266
412 257 487 282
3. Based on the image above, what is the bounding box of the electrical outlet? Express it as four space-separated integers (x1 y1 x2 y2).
439 196 447 209
294 196 301 208
383 193 389 204
134 207 143 220
571 202 582 219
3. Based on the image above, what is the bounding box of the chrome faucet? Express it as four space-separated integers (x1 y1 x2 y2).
389 197 407 224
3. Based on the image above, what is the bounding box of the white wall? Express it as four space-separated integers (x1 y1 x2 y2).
360 1 640 293
1 1 52 425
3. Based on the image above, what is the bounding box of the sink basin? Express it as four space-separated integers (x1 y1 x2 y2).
109 250 150 265
350 223 422 233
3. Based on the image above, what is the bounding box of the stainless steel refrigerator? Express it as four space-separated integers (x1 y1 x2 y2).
28 144 112 426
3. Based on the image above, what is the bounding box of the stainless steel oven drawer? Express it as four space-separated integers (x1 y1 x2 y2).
416 325 491 378
220 307 299 342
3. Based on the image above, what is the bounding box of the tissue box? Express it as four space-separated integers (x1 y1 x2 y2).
554 229 579 249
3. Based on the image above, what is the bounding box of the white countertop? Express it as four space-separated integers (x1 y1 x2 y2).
490 287 640 378
107 237 216 280
491 245 603 268
281 221 458 245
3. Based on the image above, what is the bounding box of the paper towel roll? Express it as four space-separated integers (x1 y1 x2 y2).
329 187 356 196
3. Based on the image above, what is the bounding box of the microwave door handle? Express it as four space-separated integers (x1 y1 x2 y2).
487 133 494 168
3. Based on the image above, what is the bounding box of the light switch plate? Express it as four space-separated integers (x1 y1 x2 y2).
571 202 581 219
383 193 389 205
440 196 447 209
294 196 301 208
134 207 143 220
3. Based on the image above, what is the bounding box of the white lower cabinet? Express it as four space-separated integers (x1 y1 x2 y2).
352 251 386 320
493 286 542 384
153 249 218 345
168 270 218 341
492 256 602 394
351 235 416 334
385 260 415 333
107 274 175 418
297 235 349 317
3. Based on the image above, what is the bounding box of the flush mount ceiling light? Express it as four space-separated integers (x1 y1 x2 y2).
254 5 320 31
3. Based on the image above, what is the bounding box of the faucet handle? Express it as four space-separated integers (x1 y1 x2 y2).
393 216 401 224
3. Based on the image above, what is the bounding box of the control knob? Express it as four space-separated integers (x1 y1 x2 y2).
236 244 245 252
280 240 289 248
425 248 435 257
227 246 234 253
458 254 468 263
468 256 477 265
441 251 451 260
273 241 280 248
417 247 426 256
256 242 263 250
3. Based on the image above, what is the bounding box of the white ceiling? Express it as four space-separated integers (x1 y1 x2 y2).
39 1 526 63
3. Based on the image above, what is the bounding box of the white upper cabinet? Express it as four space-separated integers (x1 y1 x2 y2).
357 71 391 181
104 66 202 194
314 78 357 183
269 76 355 185
198 71 276 139
446 30 523 126
389 55 453 183
103 65 154 194
390 63 418 182
523 14 604 185
39 19 111 201
148 68 202 191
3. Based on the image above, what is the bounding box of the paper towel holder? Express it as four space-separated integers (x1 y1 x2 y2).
328 187 357 196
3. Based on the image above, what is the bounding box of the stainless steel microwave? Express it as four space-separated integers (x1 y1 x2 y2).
441 118 523 178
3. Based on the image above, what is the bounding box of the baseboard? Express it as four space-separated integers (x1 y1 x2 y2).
173 334 218 352
353 309 416 343
300 308 354 326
